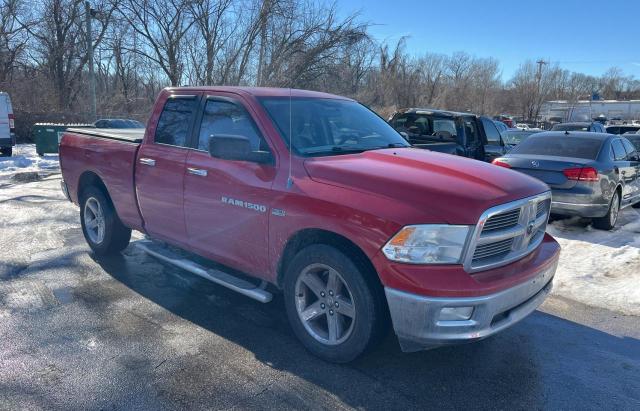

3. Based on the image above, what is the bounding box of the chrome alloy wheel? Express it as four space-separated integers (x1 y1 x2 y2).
610 192 620 227
84 197 105 244
294 263 356 345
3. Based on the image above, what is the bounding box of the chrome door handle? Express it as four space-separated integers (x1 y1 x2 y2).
139 158 156 166
187 167 208 177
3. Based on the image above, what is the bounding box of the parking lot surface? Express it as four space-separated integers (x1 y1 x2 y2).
1 176 639 410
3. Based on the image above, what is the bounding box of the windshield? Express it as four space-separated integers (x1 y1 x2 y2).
390 113 461 144
510 135 603 159
259 97 409 156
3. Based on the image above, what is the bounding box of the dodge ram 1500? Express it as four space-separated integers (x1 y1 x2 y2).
60 87 560 363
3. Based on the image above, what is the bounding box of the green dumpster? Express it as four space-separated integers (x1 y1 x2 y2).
33 123 95 156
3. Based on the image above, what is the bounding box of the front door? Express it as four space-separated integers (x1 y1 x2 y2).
183 95 276 277
135 94 200 245
481 117 505 162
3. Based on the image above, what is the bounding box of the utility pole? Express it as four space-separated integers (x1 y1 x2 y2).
534 59 547 123
85 1 97 122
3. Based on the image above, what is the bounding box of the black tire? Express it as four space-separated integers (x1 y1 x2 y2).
0 147 11 157
593 190 620 230
283 244 387 363
80 186 131 255
633 201 640 209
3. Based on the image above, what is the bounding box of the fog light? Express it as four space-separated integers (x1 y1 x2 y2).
439 307 474 321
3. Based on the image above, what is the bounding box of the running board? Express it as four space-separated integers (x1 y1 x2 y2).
135 240 273 303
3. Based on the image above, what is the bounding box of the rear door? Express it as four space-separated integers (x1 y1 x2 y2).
0 95 9 141
620 138 640 204
135 94 201 246
611 138 635 205
183 94 276 276
480 117 505 162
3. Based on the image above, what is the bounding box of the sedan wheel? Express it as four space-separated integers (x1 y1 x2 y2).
593 191 620 230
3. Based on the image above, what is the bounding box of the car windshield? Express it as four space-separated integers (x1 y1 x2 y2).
509 135 603 159
259 97 409 156
551 124 589 131
502 130 539 145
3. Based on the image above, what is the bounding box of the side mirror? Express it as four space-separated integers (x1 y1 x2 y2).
208 134 272 164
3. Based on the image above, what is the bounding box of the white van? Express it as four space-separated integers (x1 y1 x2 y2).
0 92 15 156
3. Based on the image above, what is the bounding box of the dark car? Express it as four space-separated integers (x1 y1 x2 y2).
551 122 606 133
502 129 543 148
389 108 507 162
607 124 640 135
492 132 640 230
94 118 145 128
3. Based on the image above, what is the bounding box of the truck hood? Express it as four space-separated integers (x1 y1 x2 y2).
303 148 549 225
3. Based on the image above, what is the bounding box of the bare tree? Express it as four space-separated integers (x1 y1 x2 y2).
0 0 30 84
117 0 194 86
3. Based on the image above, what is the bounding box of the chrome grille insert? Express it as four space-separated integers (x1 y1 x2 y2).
482 209 520 232
464 192 552 273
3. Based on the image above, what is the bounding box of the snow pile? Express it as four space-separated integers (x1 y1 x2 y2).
0 144 59 181
548 208 640 316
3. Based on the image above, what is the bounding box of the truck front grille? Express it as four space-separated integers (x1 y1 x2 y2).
465 193 551 272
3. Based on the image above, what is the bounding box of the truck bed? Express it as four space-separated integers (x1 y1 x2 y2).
60 129 144 231
66 128 145 143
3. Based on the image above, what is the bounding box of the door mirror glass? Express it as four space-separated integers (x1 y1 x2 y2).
209 134 272 163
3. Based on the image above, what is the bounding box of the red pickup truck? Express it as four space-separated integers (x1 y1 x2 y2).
59 87 560 363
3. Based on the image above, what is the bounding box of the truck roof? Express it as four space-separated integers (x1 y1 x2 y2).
165 86 352 101
396 107 477 118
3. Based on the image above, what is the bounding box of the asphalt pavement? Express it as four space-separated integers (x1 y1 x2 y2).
0 176 639 410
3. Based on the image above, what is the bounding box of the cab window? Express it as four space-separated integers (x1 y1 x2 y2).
155 96 198 147
197 99 267 152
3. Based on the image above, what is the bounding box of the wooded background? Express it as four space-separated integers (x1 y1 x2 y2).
2 0 639 140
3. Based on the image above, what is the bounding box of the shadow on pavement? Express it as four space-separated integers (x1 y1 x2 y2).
91 248 640 410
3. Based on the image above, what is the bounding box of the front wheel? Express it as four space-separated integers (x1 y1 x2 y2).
593 191 620 230
80 186 131 255
283 244 386 363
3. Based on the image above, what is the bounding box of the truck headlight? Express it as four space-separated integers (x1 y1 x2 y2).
382 225 471 264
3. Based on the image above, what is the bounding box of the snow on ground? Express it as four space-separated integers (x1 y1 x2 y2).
0 153 638 316
548 208 640 316
0 144 59 182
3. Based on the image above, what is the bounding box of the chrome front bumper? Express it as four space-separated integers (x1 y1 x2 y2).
385 262 557 352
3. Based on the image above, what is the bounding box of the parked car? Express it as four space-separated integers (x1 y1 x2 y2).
516 123 530 130
94 118 145 128
501 129 544 147
492 132 640 230
389 108 508 162
551 122 606 133
59 86 560 363
493 115 515 128
0 92 15 156
606 124 640 135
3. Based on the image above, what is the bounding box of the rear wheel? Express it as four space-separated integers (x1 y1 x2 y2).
283 244 386 363
593 191 620 230
80 186 131 255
